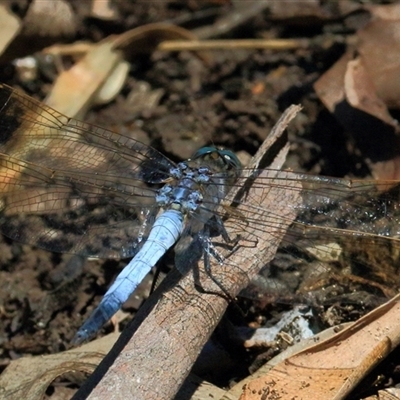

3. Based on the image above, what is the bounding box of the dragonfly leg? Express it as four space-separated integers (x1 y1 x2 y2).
199 229 234 302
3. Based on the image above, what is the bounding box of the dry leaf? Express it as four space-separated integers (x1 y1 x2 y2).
44 22 208 119
357 17 400 109
0 0 76 64
114 22 199 54
22 0 75 38
239 293 400 400
345 58 396 126
90 0 119 21
0 4 21 58
314 3 400 181
45 40 127 119
0 333 119 400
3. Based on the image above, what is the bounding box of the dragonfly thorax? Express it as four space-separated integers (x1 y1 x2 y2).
155 146 241 214
155 162 210 213
156 182 203 212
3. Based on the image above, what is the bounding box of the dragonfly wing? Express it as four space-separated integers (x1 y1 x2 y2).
205 168 400 302
216 169 400 245
0 84 176 258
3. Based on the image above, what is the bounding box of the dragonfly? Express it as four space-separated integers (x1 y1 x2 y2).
1 83 400 343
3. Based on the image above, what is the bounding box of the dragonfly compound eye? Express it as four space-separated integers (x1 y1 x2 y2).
220 150 241 170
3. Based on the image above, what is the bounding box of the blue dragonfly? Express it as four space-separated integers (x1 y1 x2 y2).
1 83 400 343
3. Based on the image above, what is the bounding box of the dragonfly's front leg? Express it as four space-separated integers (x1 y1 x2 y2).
198 226 238 301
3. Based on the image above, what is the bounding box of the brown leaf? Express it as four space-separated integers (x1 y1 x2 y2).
240 292 400 399
0 333 119 400
0 4 21 58
45 40 127 119
344 58 395 126
22 0 76 38
0 0 76 64
314 4 400 180
357 17 400 109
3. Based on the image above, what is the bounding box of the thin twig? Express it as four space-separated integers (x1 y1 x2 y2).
158 38 307 52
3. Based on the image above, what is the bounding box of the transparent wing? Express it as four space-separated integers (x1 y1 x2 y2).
199 169 400 244
195 169 400 301
2 82 400 280
0 84 176 259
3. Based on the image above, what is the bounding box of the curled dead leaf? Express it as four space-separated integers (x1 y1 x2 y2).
314 4 400 181
0 333 119 400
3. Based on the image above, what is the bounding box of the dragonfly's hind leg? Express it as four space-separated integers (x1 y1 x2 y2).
197 225 238 302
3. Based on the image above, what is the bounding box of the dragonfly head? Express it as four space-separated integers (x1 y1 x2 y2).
191 146 242 172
